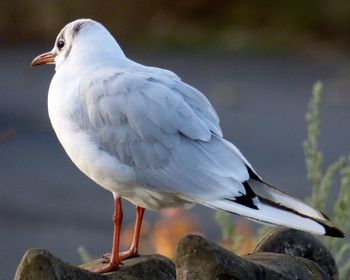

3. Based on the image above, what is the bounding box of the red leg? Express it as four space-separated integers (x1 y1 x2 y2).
103 206 145 261
120 206 145 260
92 195 123 273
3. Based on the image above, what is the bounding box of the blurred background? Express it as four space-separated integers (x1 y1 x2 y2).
1 1 350 279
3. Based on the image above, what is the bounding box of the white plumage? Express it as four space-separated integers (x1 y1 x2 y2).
35 19 344 240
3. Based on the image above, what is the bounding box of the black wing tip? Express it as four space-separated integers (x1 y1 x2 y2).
320 210 331 221
324 224 345 238
246 164 263 182
226 181 259 210
231 196 259 210
319 212 344 237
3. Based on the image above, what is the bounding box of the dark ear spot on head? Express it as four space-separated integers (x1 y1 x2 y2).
73 22 83 36
72 22 85 38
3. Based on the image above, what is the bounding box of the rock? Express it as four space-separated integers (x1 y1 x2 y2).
14 249 175 280
175 227 337 280
14 227 338 280
14 249 103 280
176 234 261 280
80 255 175 280
254 227 338 280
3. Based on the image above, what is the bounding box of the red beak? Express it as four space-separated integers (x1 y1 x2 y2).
31 52 55 67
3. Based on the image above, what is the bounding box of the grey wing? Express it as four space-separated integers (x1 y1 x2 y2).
79 70 251 201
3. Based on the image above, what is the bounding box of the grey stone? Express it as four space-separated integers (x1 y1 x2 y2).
14 249 175 280
254 227 338 280
14 227 338 280
80 255 176 280
175 227 337 280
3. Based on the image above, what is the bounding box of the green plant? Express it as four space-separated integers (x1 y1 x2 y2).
215 81 350 279
77 246 93 263
304 81 350 280
215 211 247 253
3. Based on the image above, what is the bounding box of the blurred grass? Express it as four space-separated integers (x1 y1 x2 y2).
215 211 244 253
77 246 93 264
2 1 350 52
216 81 350 279
304 82 350 280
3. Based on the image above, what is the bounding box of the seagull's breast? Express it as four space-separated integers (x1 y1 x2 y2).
47 73 137 195
46 68 195 210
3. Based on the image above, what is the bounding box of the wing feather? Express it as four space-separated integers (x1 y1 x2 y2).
78 68 250 200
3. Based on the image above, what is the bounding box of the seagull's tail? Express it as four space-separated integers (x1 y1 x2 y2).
203 180 344 238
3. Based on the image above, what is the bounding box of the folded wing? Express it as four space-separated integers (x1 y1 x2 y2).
78 69 252 201
77 67 343 237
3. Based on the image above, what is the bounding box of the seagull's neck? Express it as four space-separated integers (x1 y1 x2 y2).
57 48 132 74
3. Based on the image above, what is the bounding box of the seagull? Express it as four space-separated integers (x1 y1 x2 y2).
31 19 344 273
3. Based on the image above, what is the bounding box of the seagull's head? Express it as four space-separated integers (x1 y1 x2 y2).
31 19 126 70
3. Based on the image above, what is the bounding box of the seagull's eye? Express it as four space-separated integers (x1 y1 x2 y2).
57 39 65 50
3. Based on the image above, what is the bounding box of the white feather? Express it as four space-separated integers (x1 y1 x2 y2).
203 199 327 236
